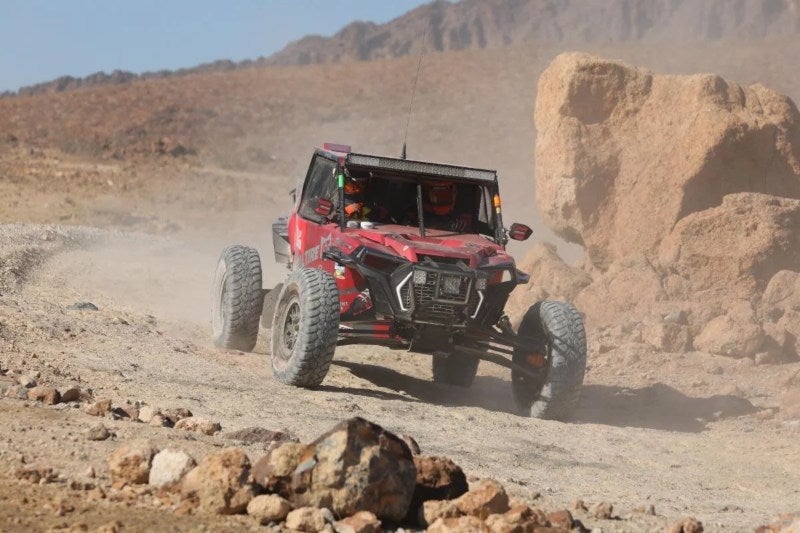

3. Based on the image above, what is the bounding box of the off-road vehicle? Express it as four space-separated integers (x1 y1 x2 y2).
212 144 587 419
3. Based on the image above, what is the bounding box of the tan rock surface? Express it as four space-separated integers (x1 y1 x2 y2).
535 52 800 269
108 441 156 485
289 417 416 522
180 448 254 515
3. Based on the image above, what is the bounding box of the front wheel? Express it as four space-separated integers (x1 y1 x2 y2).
270 268 339 388
511 301 587 420
211 245 263 351
432 351 480 387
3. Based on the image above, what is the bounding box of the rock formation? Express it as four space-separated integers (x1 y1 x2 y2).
518 52 800 361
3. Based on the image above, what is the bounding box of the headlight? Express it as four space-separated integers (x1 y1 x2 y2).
475 277 487 291
413 270 427 285
441 275 462 296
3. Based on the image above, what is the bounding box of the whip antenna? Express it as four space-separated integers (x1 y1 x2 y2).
402 23 428 160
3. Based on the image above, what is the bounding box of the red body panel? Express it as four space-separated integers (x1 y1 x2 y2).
288 213 515 319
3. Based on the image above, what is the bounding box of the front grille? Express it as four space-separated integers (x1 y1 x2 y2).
397 269 473 323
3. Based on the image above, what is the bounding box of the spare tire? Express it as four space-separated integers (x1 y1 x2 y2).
511 301 587 420
211 245 263 352
270 268 339 388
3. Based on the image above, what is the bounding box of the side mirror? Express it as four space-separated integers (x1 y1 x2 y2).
289 188 297 204
315 198 334 217
508 223 532 241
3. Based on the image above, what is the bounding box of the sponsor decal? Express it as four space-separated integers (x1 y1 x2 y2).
334 263 346 279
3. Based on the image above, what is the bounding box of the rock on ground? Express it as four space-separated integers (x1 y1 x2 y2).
289 417 416 521
174 416 221 436
334 510 381 533
108 441 157 485
284 506 334 532
246 494 292 525
251 442 310 497
180 447 254 515
149 449 196 488
27 386 60 405
407 455 468 521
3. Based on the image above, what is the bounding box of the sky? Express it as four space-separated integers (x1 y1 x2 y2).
0 0 431 93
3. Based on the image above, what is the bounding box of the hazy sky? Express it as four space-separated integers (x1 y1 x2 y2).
0 0 430 92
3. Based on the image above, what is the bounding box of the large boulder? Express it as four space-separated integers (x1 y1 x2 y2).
535 52 800 269
657 194 800 303
289 417 417 522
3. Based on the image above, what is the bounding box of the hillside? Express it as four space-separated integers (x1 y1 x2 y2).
268 0 800 66
9 0 800 97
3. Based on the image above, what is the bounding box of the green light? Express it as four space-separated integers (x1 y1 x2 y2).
337 173 344 188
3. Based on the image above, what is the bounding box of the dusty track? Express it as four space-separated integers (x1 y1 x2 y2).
0 222 797 531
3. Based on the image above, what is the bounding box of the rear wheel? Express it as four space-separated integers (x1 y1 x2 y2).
270 268 339 387
211 245 263 352
511 301 587 420
432 351 480 388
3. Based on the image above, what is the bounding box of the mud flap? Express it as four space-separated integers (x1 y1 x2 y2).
260 283 284 329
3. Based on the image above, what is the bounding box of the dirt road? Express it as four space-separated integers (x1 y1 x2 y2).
0 223 797 532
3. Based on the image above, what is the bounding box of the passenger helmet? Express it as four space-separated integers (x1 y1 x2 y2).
424 181 456 216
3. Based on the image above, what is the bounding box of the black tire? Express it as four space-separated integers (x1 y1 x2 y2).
511 301 587 420
432 351 480 388
211 245 263 351
270 268 339 387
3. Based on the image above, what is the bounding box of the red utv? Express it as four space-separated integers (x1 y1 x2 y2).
211 144 587 419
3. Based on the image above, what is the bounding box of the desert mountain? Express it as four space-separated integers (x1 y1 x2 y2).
267 0 800 66
9 0 800 97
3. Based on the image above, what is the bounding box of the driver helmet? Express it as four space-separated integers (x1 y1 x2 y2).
344 175 367 196
424 181 456 216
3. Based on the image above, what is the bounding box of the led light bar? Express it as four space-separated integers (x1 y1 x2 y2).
346 153 497 183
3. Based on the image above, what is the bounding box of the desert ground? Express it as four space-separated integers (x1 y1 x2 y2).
0 147 797 532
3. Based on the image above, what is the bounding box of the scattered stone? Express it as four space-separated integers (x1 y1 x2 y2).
67 302 98 311
137 405 158 423
247 494 293 525
60 386 83 403
284 506 334 532
252 442 309 497
589 501 613 519
27 386 60 405
180 447 254 515
149 449 195 488
108 440 157 485
224 426 297 446
666 517 704 533
174 416 222 436
547 509 574 529
456 479 510 520
15 465 57 484
421 500 461 527
408 455 469 519
289 417 416 521
334 511 381 533
86 423 111 441
149 414 171 427
631 504 656 516
5 385 28 399
84 399 112 417
162 407 193 425
114 403 139 420
17 375 37 388
428 515 490 532
695 313 765 358
486 504 548 532
571 499 587 511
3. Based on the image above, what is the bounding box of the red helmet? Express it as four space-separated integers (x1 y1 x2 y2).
344 175 367 195
424 181 456 216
